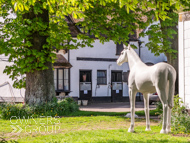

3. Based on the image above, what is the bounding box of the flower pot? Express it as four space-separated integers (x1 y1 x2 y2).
82 100 88 106
78 100 82 106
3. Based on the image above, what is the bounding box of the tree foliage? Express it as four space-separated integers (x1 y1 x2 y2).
141 0 190 59
0 0 188 89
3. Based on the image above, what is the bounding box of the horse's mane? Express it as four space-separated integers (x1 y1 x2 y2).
128 47 141 62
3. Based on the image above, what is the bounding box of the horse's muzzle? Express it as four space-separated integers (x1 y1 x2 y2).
117 60 122 66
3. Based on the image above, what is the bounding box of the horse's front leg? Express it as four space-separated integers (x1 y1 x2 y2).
143 93 151 131
128 88 137 133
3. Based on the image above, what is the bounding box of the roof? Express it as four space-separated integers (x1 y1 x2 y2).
65 15 139 41
65 16 81 37
53 54 72 68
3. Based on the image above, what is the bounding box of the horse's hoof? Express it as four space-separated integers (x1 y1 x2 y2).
160 129 167 134
128 128 134 133
145 128 151 131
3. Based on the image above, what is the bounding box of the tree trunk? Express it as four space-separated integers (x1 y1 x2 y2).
25 62 55 105
166 52 178 95
24 3 56 105
165 24 178 95
160 17 179 94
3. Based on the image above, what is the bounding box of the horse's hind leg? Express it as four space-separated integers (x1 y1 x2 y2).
143 93 151 131
167 81 175 133
128 88 137 132
166 107 172 133
156 87 168 134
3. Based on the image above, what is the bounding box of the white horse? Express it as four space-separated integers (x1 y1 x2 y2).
117 44 176 134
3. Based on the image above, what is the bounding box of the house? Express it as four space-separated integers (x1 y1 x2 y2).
0 52 71 102
0 54 25 102
54 17 166 103
0 15 167 103
66 38 166 103
53 53 72 96
178 11 190 109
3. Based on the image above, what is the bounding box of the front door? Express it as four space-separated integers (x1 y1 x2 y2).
111 71 123 102
79 70 92 101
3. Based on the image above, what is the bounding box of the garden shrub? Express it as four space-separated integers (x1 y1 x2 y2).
171 95 190 134
155 101 163 116
158 95 190 134
0 103 33 120
0 97 79 120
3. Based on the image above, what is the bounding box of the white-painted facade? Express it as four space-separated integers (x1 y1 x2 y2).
0 15 25 101
0 54 25 99
0 13 167 101
178 12 190 109
69 36 167 100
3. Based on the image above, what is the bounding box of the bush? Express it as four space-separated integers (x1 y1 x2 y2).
157 95 190 134
0 97 79 120
155 101 163 116
171 95 190 134
0 103 33 120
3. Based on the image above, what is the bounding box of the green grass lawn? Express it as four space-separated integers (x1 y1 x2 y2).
0 113 189 143
67 108 162 117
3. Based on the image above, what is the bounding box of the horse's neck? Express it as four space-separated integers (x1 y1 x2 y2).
127 48 144 69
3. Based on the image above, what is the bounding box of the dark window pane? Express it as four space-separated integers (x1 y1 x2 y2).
80 71 91 82
116 42 124 55
97 70 107 84
112 72 122 82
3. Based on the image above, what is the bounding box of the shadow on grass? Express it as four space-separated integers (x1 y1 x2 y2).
94 139 187 143
66 109 161 117
0 137 18 143
67 110 127 117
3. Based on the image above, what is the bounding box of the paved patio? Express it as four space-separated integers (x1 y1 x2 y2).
80 102 156 112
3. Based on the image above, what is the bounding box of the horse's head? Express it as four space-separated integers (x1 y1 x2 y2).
117 44 130 66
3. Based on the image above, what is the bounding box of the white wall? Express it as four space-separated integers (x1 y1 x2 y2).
69 40 133 98
0 13 25 99
179 14 190 108
69 39 166 98
0 54 25 98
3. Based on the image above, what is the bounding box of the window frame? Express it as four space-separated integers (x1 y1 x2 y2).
97 70 107 85
54 68 70 92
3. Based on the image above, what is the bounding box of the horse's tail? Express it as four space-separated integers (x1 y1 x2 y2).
167 66 176 109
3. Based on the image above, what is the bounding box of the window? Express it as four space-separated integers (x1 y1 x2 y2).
54 68 69 91
80 71 91 82
97 70 107 85
116 42 124 55
58 69 63 90
64 69 69 90
54 69 57 90
111 71 122 82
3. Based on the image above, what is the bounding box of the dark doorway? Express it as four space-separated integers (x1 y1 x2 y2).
79 70 92 101
111 71 123 102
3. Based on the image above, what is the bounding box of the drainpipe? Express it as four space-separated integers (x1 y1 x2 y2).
107 64 112 97
138 40 142 58
68 41 71 96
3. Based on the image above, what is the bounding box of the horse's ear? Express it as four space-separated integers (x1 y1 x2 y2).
123 44 127 49
128 44 131 50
